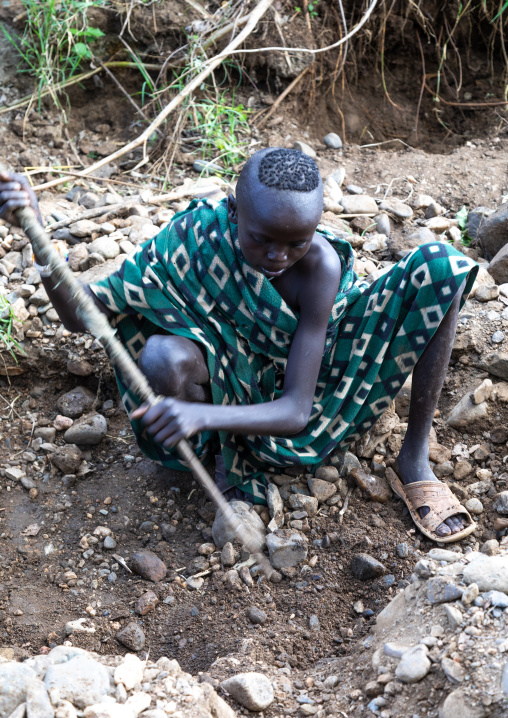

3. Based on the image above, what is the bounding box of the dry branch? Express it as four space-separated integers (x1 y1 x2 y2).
33 0 275 193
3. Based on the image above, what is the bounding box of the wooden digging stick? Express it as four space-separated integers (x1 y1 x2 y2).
8 195 273 578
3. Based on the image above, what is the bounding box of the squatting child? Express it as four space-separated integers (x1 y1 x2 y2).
0 148 479 542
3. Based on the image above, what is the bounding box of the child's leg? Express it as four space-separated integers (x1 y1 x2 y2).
395 280 466 537
138 334 211 402
139 334 249 501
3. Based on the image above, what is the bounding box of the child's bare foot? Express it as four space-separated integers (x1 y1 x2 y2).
394 451 467 537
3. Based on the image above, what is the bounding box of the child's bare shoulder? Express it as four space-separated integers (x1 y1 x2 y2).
301 232 342 279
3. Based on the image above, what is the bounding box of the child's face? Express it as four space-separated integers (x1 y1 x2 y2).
234 191 319 279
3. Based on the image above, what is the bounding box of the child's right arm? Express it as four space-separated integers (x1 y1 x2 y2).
0 172 114 332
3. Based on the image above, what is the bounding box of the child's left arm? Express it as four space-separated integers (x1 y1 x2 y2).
132 246 342 447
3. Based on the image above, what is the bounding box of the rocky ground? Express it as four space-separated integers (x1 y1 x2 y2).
3 21 508 707
1 141 508 717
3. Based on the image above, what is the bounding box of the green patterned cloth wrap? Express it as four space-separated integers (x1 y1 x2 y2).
90 197 478 503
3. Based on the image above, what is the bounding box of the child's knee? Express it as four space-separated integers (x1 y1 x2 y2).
139 334 206 397
139 335 187 396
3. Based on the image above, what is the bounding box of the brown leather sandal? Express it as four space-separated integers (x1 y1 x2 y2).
386 468 476 543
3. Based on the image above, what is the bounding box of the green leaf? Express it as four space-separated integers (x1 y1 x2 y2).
85 27 105 39
493 1 508 21
455 205 468 230
74 42 91 59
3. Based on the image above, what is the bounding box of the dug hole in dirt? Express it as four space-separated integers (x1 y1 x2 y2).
1 1 508 717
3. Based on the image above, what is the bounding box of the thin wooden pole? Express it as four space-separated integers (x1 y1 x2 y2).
2 177 272 577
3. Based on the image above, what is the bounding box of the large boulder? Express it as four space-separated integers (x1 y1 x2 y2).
488 244 508 284
478 203 508 259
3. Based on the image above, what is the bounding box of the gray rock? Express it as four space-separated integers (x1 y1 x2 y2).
493 491 508 514
383 642 412 659
103 536 117 550
50 444 83 474
307 478 336 502
69 220 101 238
443 604 463 630
186 576 204 590
475 284 499 302
221 673 274 711
288 494 318 517
212 500 266 549
78 192 101 209
4 467 25 481
462 554 508 592
465 498 484 515
484 590 508 608
395 645 431 683
247 606 267 625
379 198 413 219
387 228 437 260
345 184 363 194
441 657 465 685
308 614 320 631
33 427 56 443
88 236 120 260
0 664 38 717
396 542 409 558
44 656 110 709
447 393 488 428
427 577 463 604
221 542 236 567
439 689 486 718
30 286 50 307
480 539 499 556
351 553 386 581
63 413 107 445
340 195 378 214
492 330 505 343
87 253 105 268
266 529 308 569
292 141 316 158
323 133 342 149
21 476 37 491
488 243 508 284
478 202 508 259
26 679 54 718
116 622 146 651
374 213 391 236
266 484 284 528
56 386 96 419
315 465 339 481
465 206 493 242
481 351 508 380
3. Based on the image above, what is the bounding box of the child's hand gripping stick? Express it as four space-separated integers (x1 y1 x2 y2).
0 164 272 579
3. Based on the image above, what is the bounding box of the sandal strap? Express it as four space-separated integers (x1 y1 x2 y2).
399 480 469 533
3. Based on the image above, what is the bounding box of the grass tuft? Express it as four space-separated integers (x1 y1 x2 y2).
2 0 106 112
0 297 26 363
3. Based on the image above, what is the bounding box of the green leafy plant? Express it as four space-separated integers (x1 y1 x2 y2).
455 205 472 246
2 0 106 111
0 297 26 363
295 1 321 18
187 92 251 174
